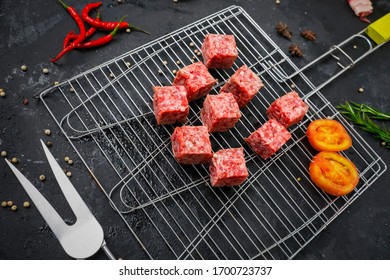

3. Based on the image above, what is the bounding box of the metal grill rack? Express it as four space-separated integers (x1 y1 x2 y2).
39 6 386 259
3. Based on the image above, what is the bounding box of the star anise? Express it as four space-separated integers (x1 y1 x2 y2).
275 21 292 40
301 30 317 41
288 43 303 57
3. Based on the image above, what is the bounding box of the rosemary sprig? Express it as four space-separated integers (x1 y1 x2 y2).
337 101 390 148
346 102 390 120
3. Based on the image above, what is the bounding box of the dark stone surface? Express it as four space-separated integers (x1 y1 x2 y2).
0 0 389 260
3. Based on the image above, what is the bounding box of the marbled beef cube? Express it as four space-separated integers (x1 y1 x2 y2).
220 65 264 108
209 148 248 187
171 126 213 165
266 91 309 128
244 119 291 160
153 86 189 125
201 34 238 68
173 62 217 102
201 92 241 133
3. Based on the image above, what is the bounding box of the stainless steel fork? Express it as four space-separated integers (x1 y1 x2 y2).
4 140 115 260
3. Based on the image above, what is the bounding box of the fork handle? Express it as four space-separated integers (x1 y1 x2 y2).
101 240 116 260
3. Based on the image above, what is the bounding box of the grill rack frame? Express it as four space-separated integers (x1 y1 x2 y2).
38 6 386 260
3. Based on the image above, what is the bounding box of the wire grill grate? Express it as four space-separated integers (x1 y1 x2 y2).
39 6 386 259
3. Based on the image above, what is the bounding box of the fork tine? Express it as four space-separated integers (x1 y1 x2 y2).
39 140 93 221
4 159 67 238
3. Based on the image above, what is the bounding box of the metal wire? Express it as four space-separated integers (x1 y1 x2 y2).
38 6 386 259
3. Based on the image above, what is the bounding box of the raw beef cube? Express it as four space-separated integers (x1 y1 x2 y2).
244 119 291 160
220 65 264 108
201 34 238 69
209 148 248 187
171 126 213 165
201 92 241 133
173 62 217 102
266 91 309 128
153 86 189 125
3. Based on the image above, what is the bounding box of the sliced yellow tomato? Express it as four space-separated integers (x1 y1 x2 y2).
306 119 352 152
309 151 359 196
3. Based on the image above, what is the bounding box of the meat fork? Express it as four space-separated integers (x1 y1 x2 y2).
4 140 115 260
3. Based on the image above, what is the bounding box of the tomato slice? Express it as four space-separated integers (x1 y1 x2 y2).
306 119 352 152
309 151 359 196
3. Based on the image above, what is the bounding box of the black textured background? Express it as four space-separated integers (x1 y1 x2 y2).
0 0 389 260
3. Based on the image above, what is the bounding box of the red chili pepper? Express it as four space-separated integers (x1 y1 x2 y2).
63 12 101 49
75 16 126 49
51 0 87 63
81 2 150 34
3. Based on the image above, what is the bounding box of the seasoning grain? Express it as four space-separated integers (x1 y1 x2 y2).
1 151 7 157
0 91 5 97
43 68 49 74
66 171 72 177
11 205 17 212
23 201 31 208
358 87 364 93
21 65 28 71
11 157 18 164
39 175 46 181
44 129 51 136
7 201 13 207
1 201 7 208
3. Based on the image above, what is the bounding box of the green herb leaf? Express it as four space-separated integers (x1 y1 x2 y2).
337 102 390 148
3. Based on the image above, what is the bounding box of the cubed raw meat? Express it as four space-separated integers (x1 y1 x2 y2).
209 148 248 187
266 91 309 128
220 65 264 108
201 92 241 133
153 86 189 125
244 119 291 160
201 34 238 68
171 126 213 165
173 62 217 102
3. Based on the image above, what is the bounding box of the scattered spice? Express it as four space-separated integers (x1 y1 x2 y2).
358 87 364 93
297 177 302 182
44 129 51 136
54 81 60 86
125 61 131 67
39 175 46 181
276 22 292 40
162 60 168 65
189 42 195 47
21 65 28 71
23 98 29 105
126 28 131 33
0 91 6 98
194 49 199 54
67 159 73 165
66 171 72 177
117 0 123 3
11 205 17 212
23 201 31 208
64 156 70 162
276 0 281 4
382 141 386 146
1 201 7 208
7 201 13 207
290 84 296 88
1 151 7 157
176 60 181 65
353 45 358 49
46 141 53 147
197 51 202 56
109 73 115 78
172 70 177 74
11 157 18 164
70 87 75 92
43 68 49 74
157 69 163 74
301 30 317 41
288 43 303 57
173 0 178 3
